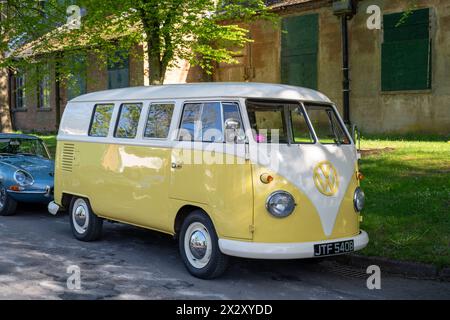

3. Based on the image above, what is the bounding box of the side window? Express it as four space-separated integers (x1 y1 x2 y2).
114 103 142 139
201 102 223 142
89 104 114 137
144 103 175 139
179 103 201 141
178 102 223 142
223 102 245 143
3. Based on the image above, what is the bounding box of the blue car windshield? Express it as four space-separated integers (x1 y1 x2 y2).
0 138 49 159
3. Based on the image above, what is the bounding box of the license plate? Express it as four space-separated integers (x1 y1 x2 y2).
314 240 354 257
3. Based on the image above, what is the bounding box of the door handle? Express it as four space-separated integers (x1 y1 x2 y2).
171 161 183 169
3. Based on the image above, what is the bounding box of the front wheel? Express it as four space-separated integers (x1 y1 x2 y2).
0 186 17 216
179 211 229 279
69 197 103 241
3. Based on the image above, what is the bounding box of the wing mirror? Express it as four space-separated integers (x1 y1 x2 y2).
224 118 246 143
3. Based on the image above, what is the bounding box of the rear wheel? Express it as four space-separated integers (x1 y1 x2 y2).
69 197 103 241
0 186 17 216
179 211 229 279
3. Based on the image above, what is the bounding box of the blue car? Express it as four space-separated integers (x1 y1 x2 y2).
0 134 54 216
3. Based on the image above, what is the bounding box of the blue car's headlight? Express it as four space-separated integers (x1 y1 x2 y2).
14 170 34 186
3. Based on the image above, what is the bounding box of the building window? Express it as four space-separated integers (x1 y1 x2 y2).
89 104 114 137
144 103 175 139
15 73 26 109
108 51 129 89
114 103 142 138
38 65 51 109
382 8 432 91
67 54 87 100
281 14 319 90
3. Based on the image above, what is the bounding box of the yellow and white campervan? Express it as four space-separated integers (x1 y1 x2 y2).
50 83 368 279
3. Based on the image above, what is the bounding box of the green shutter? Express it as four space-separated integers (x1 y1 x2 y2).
281 14 318 89
382 8 431 91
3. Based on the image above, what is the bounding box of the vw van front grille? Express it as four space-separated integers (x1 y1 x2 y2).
61 143 76 172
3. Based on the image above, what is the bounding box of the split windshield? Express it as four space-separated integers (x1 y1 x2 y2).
246 100 350 145
0 138 50 158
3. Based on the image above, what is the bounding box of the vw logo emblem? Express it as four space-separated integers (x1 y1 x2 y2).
313 161 339 196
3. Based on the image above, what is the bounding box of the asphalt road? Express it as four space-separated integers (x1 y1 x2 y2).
1 204 449 300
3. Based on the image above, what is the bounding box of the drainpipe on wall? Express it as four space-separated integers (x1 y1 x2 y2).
7 68 15 132
333 0 357 126
341 15 350 126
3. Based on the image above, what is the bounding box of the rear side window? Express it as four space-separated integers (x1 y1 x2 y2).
144 103 175 139
114 103 142 138
89 104 114 137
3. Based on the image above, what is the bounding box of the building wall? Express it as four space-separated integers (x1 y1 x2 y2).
10 45 147 133
213 0 450 135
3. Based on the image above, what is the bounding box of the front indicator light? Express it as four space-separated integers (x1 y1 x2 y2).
9 185 25 192
266 191 296 218
260 173 274 184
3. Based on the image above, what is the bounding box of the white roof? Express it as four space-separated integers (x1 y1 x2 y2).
71 82 331 103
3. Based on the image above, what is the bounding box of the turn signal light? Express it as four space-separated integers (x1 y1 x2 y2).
357 172 364 181
260 173 274 184
9 185 24 192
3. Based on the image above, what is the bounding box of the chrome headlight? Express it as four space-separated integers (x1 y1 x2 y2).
266 191 296 218
354 187 365 212
14 170 34 186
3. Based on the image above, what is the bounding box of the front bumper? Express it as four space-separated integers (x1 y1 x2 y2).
219 230 369 259
7 186 54 203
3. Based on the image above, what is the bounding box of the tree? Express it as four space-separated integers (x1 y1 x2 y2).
2 0 275 85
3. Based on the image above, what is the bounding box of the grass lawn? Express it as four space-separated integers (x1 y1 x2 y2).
358 135 450 268
38 134 450 267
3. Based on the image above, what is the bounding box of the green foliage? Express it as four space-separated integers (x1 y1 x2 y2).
1 0 275 85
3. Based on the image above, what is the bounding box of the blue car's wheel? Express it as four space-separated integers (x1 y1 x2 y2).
0 186 17 216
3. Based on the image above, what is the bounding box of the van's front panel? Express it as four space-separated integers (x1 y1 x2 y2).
251 144 360 243
218 99 368 259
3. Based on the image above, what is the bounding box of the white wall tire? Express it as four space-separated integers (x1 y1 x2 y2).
179 211 229 279
69 197 103 241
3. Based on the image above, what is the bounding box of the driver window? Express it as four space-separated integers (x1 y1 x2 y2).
223 102 245 144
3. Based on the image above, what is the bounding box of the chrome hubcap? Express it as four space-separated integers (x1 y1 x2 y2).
72 199 89 234
184 222 212 269
189 230 207 259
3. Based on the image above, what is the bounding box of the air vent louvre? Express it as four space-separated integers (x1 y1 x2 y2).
61 143 75 172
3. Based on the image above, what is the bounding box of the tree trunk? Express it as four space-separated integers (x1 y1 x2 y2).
147 41 166 85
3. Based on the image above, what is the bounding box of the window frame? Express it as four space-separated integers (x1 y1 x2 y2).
107 51 130 90
245 99 317 145
143 101 176 140
38 72 51 110
67 54 88 100
177 100 244 144
113 102 143 139
88 103 115 138
14 73 26 110
303 102 352 146
381 8 432 92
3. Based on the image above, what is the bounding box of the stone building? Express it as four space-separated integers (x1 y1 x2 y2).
0 0 449 135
